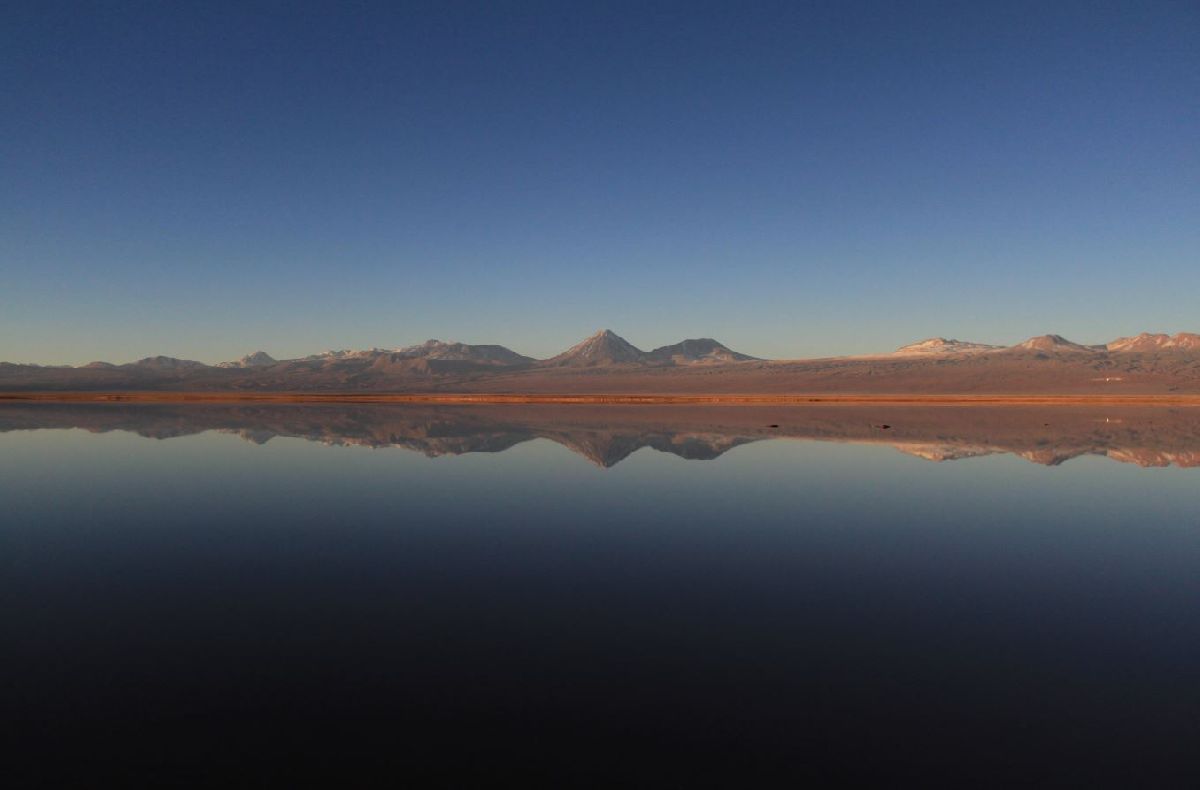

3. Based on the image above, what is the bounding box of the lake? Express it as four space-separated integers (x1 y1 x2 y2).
3 403 1198 783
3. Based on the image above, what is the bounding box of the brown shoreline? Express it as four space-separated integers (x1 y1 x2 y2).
4 391 1200 406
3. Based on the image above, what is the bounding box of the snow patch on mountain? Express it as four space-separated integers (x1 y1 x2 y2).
893 338 1001 355
218 351 278 368
543 330 647 367
1107 332 1200 352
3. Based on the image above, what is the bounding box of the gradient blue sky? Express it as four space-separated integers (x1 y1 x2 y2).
3 1 1197 365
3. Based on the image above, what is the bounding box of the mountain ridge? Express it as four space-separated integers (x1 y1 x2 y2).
1107 332 1200 352
4 329 1200 395
11 329 1200 369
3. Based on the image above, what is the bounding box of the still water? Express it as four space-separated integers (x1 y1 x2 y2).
3 403 1198 783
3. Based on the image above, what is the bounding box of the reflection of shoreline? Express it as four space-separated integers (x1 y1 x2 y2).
886 441 1200 467
2 403 1200 469
5 392 1200 405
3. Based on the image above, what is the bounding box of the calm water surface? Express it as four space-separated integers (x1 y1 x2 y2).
3 404 1198 783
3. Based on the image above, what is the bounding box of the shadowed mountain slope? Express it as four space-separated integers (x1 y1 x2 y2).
646 338 758 364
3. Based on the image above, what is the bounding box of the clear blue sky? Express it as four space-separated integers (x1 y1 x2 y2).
3 1 1197 364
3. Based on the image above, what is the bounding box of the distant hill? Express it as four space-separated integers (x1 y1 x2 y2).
1107 332 1200 352
218 351 278 369
894 338 1001 355
646 338 758 364
1012 335 1101 353
393 340 534 365
541 330 758 367
129 355 209 370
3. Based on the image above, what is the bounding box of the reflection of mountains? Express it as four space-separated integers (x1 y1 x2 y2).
2 403 1199 468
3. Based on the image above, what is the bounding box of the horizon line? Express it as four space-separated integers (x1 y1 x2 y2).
5 328 1200 368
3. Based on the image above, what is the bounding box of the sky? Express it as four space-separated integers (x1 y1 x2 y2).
2 0 1197 365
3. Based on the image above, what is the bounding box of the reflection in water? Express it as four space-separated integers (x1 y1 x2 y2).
3 402 1200 467
4 401 1200 784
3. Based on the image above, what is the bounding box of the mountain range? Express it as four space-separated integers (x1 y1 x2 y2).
3 330 1200 394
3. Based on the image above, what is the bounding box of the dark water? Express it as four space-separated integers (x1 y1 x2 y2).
3 404 1199 784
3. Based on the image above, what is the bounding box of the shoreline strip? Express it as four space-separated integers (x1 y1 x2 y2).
3 391 1200 406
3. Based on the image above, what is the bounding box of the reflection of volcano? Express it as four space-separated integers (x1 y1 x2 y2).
2 403 1199 469
544 430 758 467
230 423 760 468
0 404 766 467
